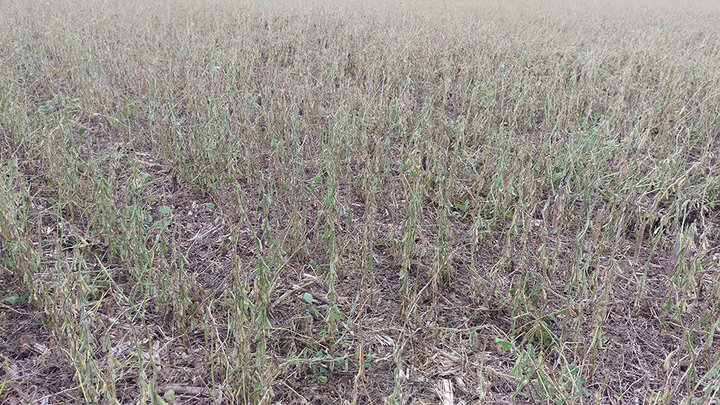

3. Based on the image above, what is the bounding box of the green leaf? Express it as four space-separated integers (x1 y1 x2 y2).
604 140 618 148
454 200 470 213
163 390 176 402
317 375 328 383
493 337 512 352
327 307 343 321
159 206 171 216
3 295 20 305
569 363 579 376
303 292 313 304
